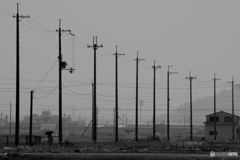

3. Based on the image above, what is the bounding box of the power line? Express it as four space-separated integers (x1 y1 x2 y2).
20 4 57 21
0 12 12 16
62 90 92 99
34 59 58 91
62 35 86 49
0 6 14 14
25 18 53 32
75 35 88 46
21 20 49 33
62 84 91 96
34 85 58 99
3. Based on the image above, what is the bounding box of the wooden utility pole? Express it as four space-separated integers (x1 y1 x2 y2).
29 90 34 145
228 77 235 140
56 19 73 144
88 37 103 142
186 72 196 141
10 102 11 134
13 3 30 146
213 73 220 141
113 45 124 142
152 60 161 140
92 82 94 141
167 65 177 142
134 52 144 141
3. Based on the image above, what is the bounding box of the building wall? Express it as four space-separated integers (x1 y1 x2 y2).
205 123 239 141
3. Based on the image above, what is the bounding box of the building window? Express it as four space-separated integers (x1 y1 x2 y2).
225 117 233 122
209 116 219 122
209 131 218 135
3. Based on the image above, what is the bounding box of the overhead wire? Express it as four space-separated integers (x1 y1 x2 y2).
62 90 92 99
33 59 58 91
0 6 14 14
34 85 58 99
119 55 134 63
119 101 135 104
62 84 92 96
0 11 12 16
62 35 87 49
21 20 51 33
75 35 87 46
19 3 57 21
25 18 54 33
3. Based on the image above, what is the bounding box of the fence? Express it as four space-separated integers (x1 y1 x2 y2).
0 135 41 146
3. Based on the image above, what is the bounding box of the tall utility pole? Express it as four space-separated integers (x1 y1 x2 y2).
10 102 11 134
91 81 94 141
13 3 30 146
0 113 2 134
113 45 124 142
186 71 196 141
56 19 73 144
228 77 235 140
167 65 177 142
29 90 34 145
134 52 145 141
152 60 161 140
213 73 220 141
87 37 103 142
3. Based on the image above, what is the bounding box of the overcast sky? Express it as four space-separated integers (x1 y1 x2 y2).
0 0 240 124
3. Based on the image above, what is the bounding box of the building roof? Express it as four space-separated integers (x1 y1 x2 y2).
205 111 239 117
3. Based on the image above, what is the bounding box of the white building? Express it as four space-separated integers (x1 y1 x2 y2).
204 111 239 141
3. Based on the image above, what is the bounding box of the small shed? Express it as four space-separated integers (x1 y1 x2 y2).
204 111 239 141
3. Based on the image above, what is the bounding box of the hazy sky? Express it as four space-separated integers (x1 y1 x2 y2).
0 0 240 124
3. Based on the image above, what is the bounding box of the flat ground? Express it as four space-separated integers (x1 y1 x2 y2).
2 152 238 160
0 140 239 160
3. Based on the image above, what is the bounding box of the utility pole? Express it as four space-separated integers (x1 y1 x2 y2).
56 19 74 144
5 114 8 127
13 3 30 146
96 105 98 137
228 77 235 140
167 65 177 142
152 60 161 140
10 103 11 134
63 113 66 136
134 51 145 141
186 71 196 141
212 73 220 141
126 112 128 126
0 113 2 134
29 90 34 145
184 115 186 128
87 37 103 142
92 82 94 141
113 45 125 142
